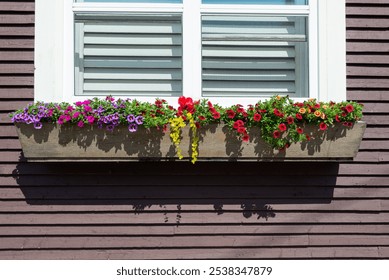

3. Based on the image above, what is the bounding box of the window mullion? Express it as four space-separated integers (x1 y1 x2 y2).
182 0 202 99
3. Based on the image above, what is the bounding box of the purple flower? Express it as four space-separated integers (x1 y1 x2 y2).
127 114 135 123
77 121 84 128
33 115 41 122
135 116 144 125
128 123 138 133
33 122 43 129
106 124 115 132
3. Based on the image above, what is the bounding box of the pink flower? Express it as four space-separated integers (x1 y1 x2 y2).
87 116 95 124
77 120 84 128
73 112 80 119
84 105 92 112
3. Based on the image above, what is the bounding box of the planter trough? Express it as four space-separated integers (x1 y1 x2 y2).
15 122 366 162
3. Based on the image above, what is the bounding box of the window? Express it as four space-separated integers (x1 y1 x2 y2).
35 0 346 105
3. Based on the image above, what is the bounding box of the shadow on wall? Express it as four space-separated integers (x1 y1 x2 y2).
13 154 338 224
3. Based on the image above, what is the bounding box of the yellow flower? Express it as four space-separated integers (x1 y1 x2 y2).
314 110 322 117
299 108 306 114
276 95 282 100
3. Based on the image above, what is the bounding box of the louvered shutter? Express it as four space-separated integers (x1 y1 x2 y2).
202 15 308 98
75 14 182 96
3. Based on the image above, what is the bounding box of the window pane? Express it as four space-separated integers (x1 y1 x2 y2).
75 14 182 96
202 0 307 4
202 15 308 98
76 0 182 3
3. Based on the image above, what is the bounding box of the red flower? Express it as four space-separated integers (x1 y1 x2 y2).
233 120 244 129
207 101 213 108
335 115 341 122
342 112 347 117
287 116 294 124
319 122 328 131
314 103 321 109
305 134 311 141
296 127 303 134
273 108 282 116
273 130 280 139
237 107 245 114
242 112 248 117
296 113 303 120
195 122 200 129
199 116 206 121
178 96 194 113
278 123 287 132
237 127 246 134
209 107 217 114
346 104 354 113
213 112 221 119
227 110 236 119
242 134 250 142
259 109 267 113
253 113 262 122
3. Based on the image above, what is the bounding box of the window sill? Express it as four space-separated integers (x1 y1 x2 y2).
15 122 366 162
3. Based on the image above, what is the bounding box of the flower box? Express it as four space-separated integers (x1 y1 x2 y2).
15 121 366 162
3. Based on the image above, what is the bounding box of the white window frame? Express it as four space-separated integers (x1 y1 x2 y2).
35 0 346 105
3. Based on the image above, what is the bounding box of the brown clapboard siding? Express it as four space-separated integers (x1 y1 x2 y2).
0 0 388 260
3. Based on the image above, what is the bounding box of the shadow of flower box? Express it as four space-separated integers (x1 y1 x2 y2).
15 121 366 162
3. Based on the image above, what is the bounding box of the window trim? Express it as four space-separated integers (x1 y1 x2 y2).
34 0 346 105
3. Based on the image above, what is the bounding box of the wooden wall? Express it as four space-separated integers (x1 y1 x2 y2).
0 0 388 259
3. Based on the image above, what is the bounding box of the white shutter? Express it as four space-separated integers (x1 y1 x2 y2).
202 15 308 97
75 14 182 96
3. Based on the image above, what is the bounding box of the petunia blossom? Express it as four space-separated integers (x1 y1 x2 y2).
278 123 287 132
128 123 138 133
319 122 328 131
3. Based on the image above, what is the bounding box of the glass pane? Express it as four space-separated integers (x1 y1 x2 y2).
202 0 307 4
74 14 183 97
201 15 308 98
76 0 182 3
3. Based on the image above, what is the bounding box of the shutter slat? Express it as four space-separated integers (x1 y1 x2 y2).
84 68 182 80
203 46 296 58
84 58 181 69
203 69 295 81
84 34 182 45
83 22 181 34
84 80 182 92
84 45 182 57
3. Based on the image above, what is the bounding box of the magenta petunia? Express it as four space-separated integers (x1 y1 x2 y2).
87 116 95 124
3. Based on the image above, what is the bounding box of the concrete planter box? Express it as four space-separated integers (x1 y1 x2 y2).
15 122 366 162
